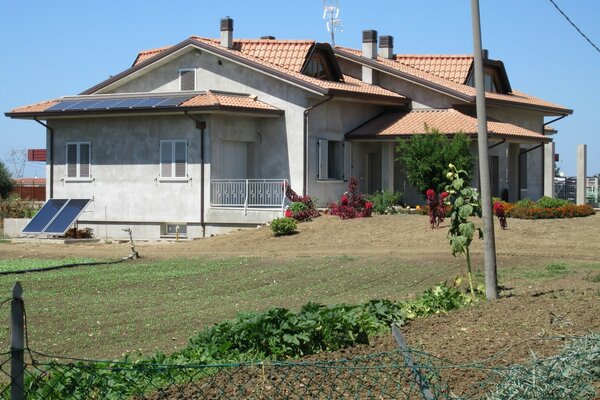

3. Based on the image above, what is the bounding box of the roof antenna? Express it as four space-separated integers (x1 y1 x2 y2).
323 0 343 46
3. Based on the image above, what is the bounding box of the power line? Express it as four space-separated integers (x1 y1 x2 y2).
547 0 600 55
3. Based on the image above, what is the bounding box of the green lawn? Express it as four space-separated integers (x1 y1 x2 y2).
0 256 463 359
0 256 596 360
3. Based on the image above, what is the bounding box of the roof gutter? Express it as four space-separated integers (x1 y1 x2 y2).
33 118 53 199
303 95 333 195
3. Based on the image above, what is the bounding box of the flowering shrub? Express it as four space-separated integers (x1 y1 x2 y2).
493 201 508 229
425 189 448 229
508 204 595 219
496 196 596 220
284 185 320 222
328 177 373 219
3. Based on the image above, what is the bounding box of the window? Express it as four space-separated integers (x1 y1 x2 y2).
318 139 351 180
179 68 195 91
160 140 187 178
66 142 91 179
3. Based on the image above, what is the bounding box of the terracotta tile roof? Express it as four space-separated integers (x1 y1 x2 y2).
9 99 59 114
132 45 172 66
7 92 280 117
334 47 571 114
394 55 473 84
181 91 280 111
129 37 405 101
346 109 549 142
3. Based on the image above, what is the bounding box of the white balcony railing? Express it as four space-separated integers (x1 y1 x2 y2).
211 179 288 212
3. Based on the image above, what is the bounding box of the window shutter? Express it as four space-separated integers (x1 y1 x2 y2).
180 69 195 91
66 144 77 177
343 141 352 181
160 141 173 177
174 141 187 177
318 139 328 179
79 143 90 178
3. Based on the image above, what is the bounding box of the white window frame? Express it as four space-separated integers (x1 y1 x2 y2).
318 139 350 181
179 68 196 91
65 141 92 181
160 139 188 181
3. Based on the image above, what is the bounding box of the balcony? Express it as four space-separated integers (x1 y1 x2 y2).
211 179 288 213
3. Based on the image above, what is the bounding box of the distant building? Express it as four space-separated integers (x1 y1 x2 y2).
9 178 46 202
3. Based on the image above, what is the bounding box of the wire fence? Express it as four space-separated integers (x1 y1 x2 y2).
0 335 598 399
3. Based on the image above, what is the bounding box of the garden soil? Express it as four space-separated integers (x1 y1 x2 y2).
2 213 599 396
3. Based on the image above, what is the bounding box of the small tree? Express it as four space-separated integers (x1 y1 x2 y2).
445 164 482 298
396 126 474 195
0 161 14 200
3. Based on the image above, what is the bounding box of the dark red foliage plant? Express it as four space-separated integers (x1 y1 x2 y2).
426 189 448 229
328 177 373 219
493 201 508 229
284 184 320 221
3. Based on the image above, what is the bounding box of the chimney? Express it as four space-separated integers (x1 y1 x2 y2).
362 30 378 59
379 35 394 59
482 48 489 59
220 17 234 49
361 30 378 84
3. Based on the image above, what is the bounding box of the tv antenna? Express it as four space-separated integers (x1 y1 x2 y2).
5 149 26 178
323 0 343 46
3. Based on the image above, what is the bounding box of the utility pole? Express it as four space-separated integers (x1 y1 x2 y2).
470 0 498 300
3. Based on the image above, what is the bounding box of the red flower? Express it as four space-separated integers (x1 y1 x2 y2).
365 201 373 210
441 191 449 199
340 195 349 206
284 209 293 218
426 189 435 200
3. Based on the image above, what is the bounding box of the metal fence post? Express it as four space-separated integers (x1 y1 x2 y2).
392 324 434 400
11 282 25 400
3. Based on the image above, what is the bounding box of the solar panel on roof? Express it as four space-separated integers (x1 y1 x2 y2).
45 101 82 112
156 95 194 107
85 99 125 110
110 98 147 109
21 199 91 235
22 199 69 233
44 95 196 114
67 99 104 110
43 199 91 235
135 97 170 108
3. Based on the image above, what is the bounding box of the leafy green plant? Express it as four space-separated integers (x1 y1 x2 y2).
445 164 482 297
535 196 569 209
0 194 39 218
289 201 308 213
368 190 403 214
396 127 474 195
270 217 297 236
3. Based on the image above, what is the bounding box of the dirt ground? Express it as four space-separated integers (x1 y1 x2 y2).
1 213 599 268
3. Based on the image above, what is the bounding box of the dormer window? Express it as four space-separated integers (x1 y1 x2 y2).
179 68 195 91
301 44 343 82
305 56 329 80
467 70 499 93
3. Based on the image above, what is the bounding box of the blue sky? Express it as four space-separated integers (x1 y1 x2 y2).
1 0 598 177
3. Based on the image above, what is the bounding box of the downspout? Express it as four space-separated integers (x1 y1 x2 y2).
542 115 567 195
185 112 207 238
303 95 333 196
33 118 53 199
